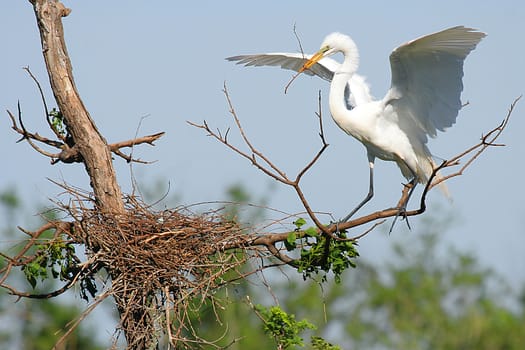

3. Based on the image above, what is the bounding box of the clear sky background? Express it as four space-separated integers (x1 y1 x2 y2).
1 0 524 302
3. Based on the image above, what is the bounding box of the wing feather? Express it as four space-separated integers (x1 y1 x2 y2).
387 26 486 142
227 53 336 81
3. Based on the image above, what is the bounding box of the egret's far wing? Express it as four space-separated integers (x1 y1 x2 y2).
387 26 485 141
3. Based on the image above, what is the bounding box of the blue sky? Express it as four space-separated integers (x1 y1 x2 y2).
1 0 524 298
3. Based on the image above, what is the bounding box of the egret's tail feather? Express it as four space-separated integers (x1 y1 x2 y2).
430 159 451 200
433 172 451 199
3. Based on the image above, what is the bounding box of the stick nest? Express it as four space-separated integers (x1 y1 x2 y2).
68 196 251 347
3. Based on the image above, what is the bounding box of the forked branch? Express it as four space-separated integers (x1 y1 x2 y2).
189 85 333 237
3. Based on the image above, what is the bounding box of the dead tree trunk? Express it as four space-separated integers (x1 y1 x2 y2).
31 0 124 214
30 1 150 348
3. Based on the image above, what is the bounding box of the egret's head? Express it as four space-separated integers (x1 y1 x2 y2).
321 32 357 56
300 32 358 73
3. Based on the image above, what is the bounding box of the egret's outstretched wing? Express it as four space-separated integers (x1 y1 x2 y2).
227 53 336 81
387 26 485 142
227 53 373 107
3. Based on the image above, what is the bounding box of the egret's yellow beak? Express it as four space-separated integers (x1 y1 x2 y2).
299 48 327 73
285 47 329 93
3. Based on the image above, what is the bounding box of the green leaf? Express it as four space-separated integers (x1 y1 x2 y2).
304 227 319 237
22 260 48 289
27 275 37 289
284 232 297 251
293 218 307 229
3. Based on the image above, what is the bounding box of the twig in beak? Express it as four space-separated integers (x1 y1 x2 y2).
284 70 304 94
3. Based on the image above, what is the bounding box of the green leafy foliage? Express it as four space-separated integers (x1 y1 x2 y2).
311 336 342 350
21 240 83 291
255 304 315 349
289 218 359 282
1 187 107 349
48 107 66 135
298 229 358 283
21 259 48 289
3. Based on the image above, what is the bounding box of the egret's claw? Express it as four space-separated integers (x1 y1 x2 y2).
389 206 411 233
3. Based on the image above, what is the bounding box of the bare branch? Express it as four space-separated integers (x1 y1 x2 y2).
293 23 305 59
190 86 337 239
188 86 292 184
8 99 165 165
429 96 520 189
7 104 63 148
295 91 329 182
348 219 387 241
23 66 67 142
223 84 290 181
109 132 165 150
7 106 63 161
109 131 165 164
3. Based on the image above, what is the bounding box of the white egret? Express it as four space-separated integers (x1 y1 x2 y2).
228 26 485 222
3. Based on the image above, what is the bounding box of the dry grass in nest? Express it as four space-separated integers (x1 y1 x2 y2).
67 196 252 347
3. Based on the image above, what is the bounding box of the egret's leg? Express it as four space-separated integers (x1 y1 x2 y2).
342 159 374 222
389 177 418 232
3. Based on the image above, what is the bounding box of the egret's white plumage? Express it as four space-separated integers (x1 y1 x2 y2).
228 26 485 221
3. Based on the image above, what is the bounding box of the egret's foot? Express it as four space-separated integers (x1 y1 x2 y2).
333 220 341 234
334 219 350 236
389 206 411 233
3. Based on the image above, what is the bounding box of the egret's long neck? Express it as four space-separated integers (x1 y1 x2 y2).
329 49 359 127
